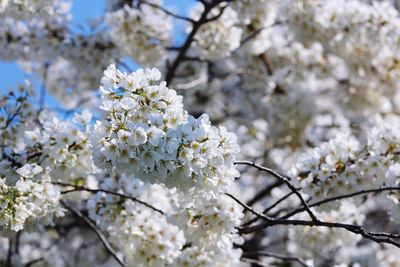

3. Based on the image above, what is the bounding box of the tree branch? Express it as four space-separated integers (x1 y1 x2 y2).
239 217 400 248
227 188 400 247
55 182 164 214
139 0 195 23
243 191 295 227
60 200 127 267
246 180 283 206
281 186 400 220
235 161 318 221
165 0 227 84
243 251 311 267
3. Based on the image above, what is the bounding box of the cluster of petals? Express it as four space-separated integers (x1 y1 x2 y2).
0 166 63 233
93 64 240 193
292 116 400 220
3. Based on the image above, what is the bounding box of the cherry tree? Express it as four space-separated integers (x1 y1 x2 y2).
0 0 400 266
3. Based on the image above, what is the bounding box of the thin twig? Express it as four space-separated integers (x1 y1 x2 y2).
238 27 265 49
259 53 274 76
227 189 400 247
165 0 227 84
60 200 127 267
239 217 400 248
246 180 283 206
263 191 295 215
257 50 285 94
1 105 22 130
225 193 274 222
14 231 20 255
235 161 318 221
241 258 270 267
243 191 295 227
139 0 195 23
5 237 12 267
281 186 400 220
55 182 164 214
26 258 44 267
243 251 311 267
204 3 228 23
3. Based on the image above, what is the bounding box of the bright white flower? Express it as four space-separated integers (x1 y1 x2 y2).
16 163 43 178
73 109 93 125
88 175 186 267
93 65 240 194
190 4 242 60
0 173 63 233
106 3 172 65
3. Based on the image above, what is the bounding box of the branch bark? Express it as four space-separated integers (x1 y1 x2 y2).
235 161 318 221
55 182 164 214
165 0 227 84
61 200 128 267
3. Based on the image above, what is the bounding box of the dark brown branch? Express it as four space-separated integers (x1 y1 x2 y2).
235 161 318 221
239 217 400 248
241 258 270 267
225 193 274 222
196 0 209 6
165 0 227 84
139 0 195 23
239 27 265 49
368 231 400 239
246 180 283 206
5 237 12 267
203 3 228 23
55 182 164 214
243 251 311 267
61 200 127 267
227 188 400 247
182 55 209 62
14 231 20 255
2 105 22 130
281 186 400 220
26 258 44 267
259 53 274 76
243 191 295 226
263 191 295 214
257 51 285 94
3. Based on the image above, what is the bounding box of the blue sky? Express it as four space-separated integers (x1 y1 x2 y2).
0 0 196 101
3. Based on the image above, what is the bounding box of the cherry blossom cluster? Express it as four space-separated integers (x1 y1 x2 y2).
0 63 246 266
87 174 244 267
175 240 243 267
226 118 269 160
83 65 245 266
288 202 363 266
0 223 119 266
0 86 66 233
190 3 242 60
0 166 63 233
0 0 70 20
292 116 400 219
172 193 244 267
232 0 281 56
1 0 400 265
88 174 186 267
106 0 172 66
0 82 38 174
0 0 70 62
93 64 240 193
231 0 271 26
287 0 400 114
24 114 97 184
22 31 120 109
